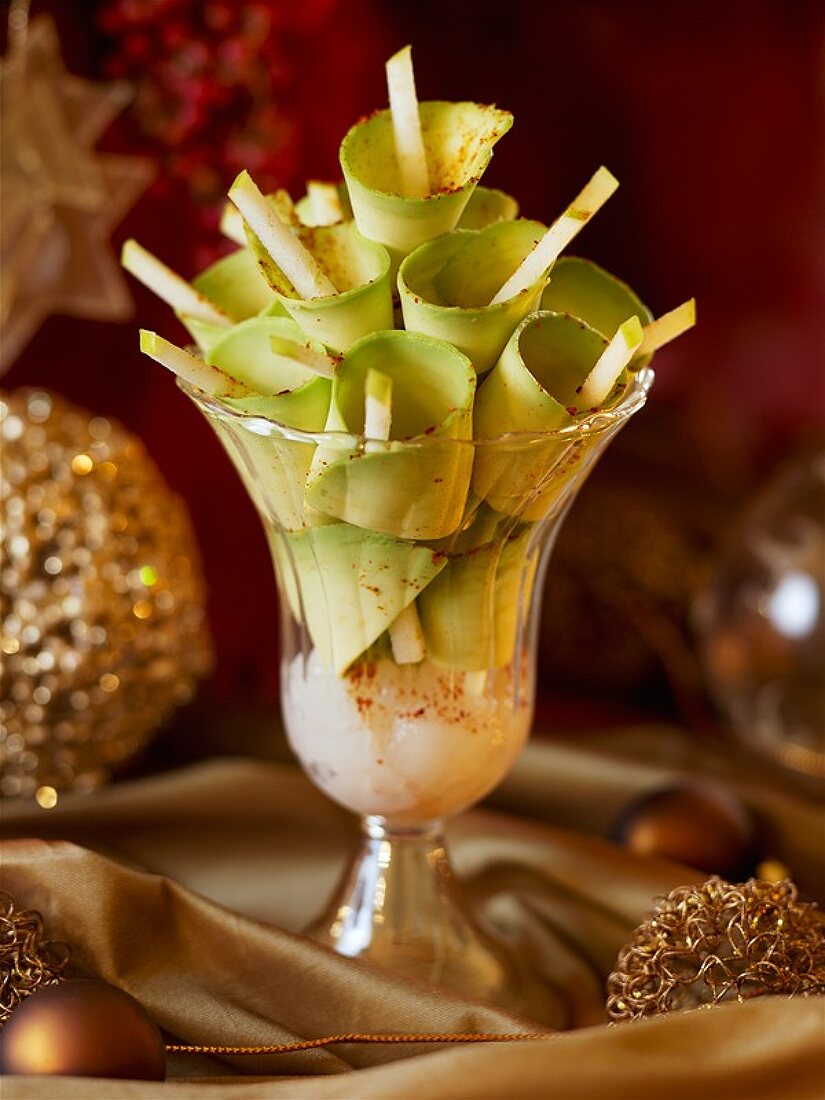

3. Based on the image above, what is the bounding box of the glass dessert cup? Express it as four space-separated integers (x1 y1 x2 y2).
183 368 653 1021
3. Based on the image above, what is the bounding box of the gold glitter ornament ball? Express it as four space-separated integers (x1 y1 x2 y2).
0 892 70 1025
607 877 825 1021
0 389 213 799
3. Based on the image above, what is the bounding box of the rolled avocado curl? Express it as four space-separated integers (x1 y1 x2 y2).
473 311 633 522
398 219 549 375
340 100 513 271
306 329 476 541
251 220 394 355
207 316 334 534
540 256 653 368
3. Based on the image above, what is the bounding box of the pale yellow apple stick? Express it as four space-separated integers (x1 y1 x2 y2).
580 300 697 407
577 316 644 409
362 365 425 664
270 336 338 379
220 189 298 244
306 181 343 226
386 45 429 199
219 203 247 246
489 167 619 305
122 241 232 326
139 331 251 398
364 367 394 444
638 298 696 357
228 171 337 299
389 602 427 665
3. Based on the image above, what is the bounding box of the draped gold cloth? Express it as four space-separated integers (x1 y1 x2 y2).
1 725 823 1098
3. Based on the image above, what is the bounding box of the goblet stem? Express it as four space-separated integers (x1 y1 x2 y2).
308 815 561 1021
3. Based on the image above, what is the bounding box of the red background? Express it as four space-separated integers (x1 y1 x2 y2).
5 0 824 716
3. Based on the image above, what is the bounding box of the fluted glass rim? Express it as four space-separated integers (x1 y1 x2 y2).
179 366 654 448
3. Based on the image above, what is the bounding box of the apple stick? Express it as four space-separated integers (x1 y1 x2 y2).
489 167 619 305
270 336 338 379
360 366 426 663
577 315 644 409
306 181 343 226
389 603 427 665
386 45 429 199
464 670 488 697
220 189 299 244
228 171 337 299
364 367 393 444
139 331 251 397
219 203 247 246
122 241 231 326
638 298 696 357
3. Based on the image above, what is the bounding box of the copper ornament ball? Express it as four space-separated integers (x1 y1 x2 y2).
612 783 755 879
0 978 166 1080
0 389 213 798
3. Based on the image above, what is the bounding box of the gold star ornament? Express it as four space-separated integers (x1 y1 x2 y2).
0 9 155 372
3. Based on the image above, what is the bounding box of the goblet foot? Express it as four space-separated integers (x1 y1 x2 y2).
307 816 564 1025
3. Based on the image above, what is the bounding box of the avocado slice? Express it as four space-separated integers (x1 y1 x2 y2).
540 256 653 369
426 499 506 556
276 522 448 674
398 220 548 375
418 529 537 671
206 315 331 402
248 220 393 354
474 311 620 520
204 316 333 532
307 330 475 539
191 247 280 321
207 416 315 535
179 317 233 356
210 397 328 534
456 186 519 230
179 246 287 351
340 100 513 271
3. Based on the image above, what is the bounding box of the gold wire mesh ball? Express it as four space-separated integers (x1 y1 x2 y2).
0 389 214 800
0 892 70 1025
607 877 825 1021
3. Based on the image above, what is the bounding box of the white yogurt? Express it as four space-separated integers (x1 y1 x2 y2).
283 649 532 825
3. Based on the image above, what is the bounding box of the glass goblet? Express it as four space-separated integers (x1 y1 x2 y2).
185 367 653 1020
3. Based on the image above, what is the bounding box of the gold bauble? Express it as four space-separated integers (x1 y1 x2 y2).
607 877 825 1021
0 389 213 799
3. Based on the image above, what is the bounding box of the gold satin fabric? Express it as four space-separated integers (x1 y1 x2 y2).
1 726 823 1099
